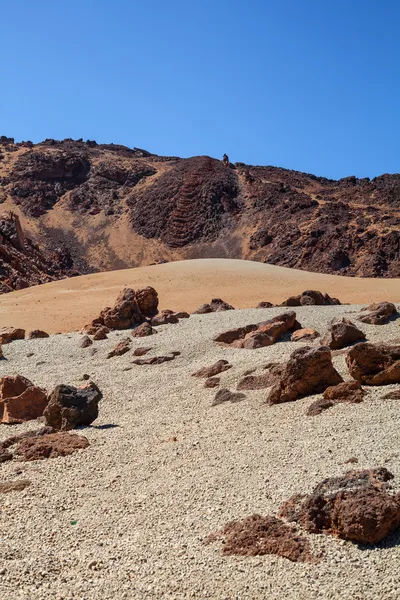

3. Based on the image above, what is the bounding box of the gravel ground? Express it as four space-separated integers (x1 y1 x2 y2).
0 305 399 600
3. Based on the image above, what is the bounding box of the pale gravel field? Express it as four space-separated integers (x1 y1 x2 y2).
0 305 399 600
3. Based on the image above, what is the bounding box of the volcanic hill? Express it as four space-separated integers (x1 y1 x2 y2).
0 136 399 292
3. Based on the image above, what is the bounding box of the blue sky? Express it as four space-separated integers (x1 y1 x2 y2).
2 0 400 179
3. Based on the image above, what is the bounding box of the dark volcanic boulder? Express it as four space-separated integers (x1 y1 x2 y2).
135 286 159 318
267 346 343 405
358 302 398 325
151 310 179 326
321 317 366 350
92 326 109 340
346 343 400 385
28 329 49 339
281 291 340 306
44 382 102 430
279 468 400 544
193 298 234 314
100 288 144 329
0 327 25 344
214 312 299 349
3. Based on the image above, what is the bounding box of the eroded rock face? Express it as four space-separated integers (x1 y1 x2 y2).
0 327 25 344
16 432 89 461
0 375 48 424
346 343 400 385
279 468 400 544
214 312 299 349
192 360 232 378
106 338 131 358
281 291 340 307
28 330 49 339
321 318 366 350
267 346 343 405
358 302 398 325
307 380 366 416
131 322 157 337
44 382 102 430
193 299 234 314
206 514 314 562
291 328 320 342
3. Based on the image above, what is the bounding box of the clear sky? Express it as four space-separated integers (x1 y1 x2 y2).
2 0 400 179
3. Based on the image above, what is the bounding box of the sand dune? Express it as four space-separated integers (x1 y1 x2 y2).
0 259 399 333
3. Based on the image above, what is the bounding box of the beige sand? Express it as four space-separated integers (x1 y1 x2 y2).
0 258 399 333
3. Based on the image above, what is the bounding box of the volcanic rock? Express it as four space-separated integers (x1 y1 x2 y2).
151 310 179 325
132 347 152 357
267 346 343 405
0 479 31 493
358 302 398 325
28 330 49 339
256 301 274 308
279 468 400 544
346 343 400 385
92 326 109 340
192 360 232 378
131 322 157 337
44 382 102 430
321 318 366 350
237 364 285 390
307 381 366 416
214 312 299 349
212 388 246 406
383 388 400 400
16 432 89 461
100 288 145 329
0 375 48 424
204 377 220 388
193 299 234 314
281 291 341 306
132 353 179 365
107 338 131 358
134 286 159 318
291 328 320 342
79 335 93 348
0 327 25 344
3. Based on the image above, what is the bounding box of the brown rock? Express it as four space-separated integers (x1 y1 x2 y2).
291 328 320 342
0 375 48 424
0 327 25 344
214 312 298 348
100 288 145 329
107 338 131 358
0 346 3 360
256 301 274 308
204 377 220 388
359 301 398 325
28 330 49 339
131 322 157 337
79 335 93 348
281 291 340 307
207 514 314 562
44 382 102 430
346 343 400 385
92 326 109 340
267 346 343 405
307 380 366 416
237 364 284 390
214 324 258 345
192 298 234 314
383 388 400 400
212 388 246 406
82 318 104 335
279 468 400 544
322 318 366 350
132 353 178 365
0 479 31 493
133 346 152 356
192 360 232 378
16 432 89 461
151 310 179 326
135 286 159 318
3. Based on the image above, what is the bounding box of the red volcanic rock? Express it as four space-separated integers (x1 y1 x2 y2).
44 382 102 430
204 377 220 388
28 330 49 339
79 335 93 348
237 364 285 390
131 322 157 337
307 380 366 416
151 310 179 326
383 388 400 400
135 286 159 318
0 327 25 344
291 328 320 342
214 312 298 349
193 299 234 314
132 346 152 356
212 388 246 406
107 338 131 358
16 432 89 461
92 326 109 340
346 343 400 385
358 302 398 325
256 301 274 308
214 324 258 345
279 468 400 544
100 288 144 329
132 352 179 365
192 360 232 378
0 375 48 424
267 346 343 405
207 514 314 562
281 291 340 307
321 318 366 350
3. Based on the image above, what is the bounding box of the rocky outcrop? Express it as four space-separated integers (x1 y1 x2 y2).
281 291 341 306
193 299 234 314
267 346 343 405
0 327 25 344
204 377 220 388
358 302 398 325
279 468 400 544
44 382 102 430
27 330 49 339
0 375 48 424
192 360 232 378
214 311 299 349
307 380 366 416
383 388 400 400
321 318 366 350
134 286 159 318
346 343 400 385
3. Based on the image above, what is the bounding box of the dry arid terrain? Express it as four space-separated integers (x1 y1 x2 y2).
0 136 399 294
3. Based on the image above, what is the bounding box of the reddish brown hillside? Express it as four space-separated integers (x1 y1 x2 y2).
0 136 398 291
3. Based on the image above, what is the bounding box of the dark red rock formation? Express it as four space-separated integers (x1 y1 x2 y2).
281 290 341 306
16 432 89 461
131 322 157 337
307 380 366 416
192 360 232 378
0 327 25 344
346 343 400 385
192 299 235 314
291 328 320 342
212 388 246 406
106 338 131 358
27 329 49 339
214 312 299 349
0 375 48 424
321 318 366 350
132 352 179 365
358 302 398 325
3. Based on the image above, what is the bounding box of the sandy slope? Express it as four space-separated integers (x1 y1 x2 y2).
0 259 399 333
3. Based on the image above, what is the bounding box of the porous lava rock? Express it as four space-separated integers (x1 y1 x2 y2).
192 360 232 378
44 382 102 430
281 291 340 307
131 322 157 337
346 343 400 385
291 328 320 342
134 286 159 318
0 375 48 424
307 380 366 416
321 318 366 350
100 288 145 329
193 299 234 314
212 388 246 406
214 311 299 349
150 310 189 326
0 327 25 344
256 301 274 308
358 302 398 325
16 432 89 461
107 338 131 358
92 326 109 340
28 330 49 339
267 346 343 405
206 514 314 562
279 468 400 544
